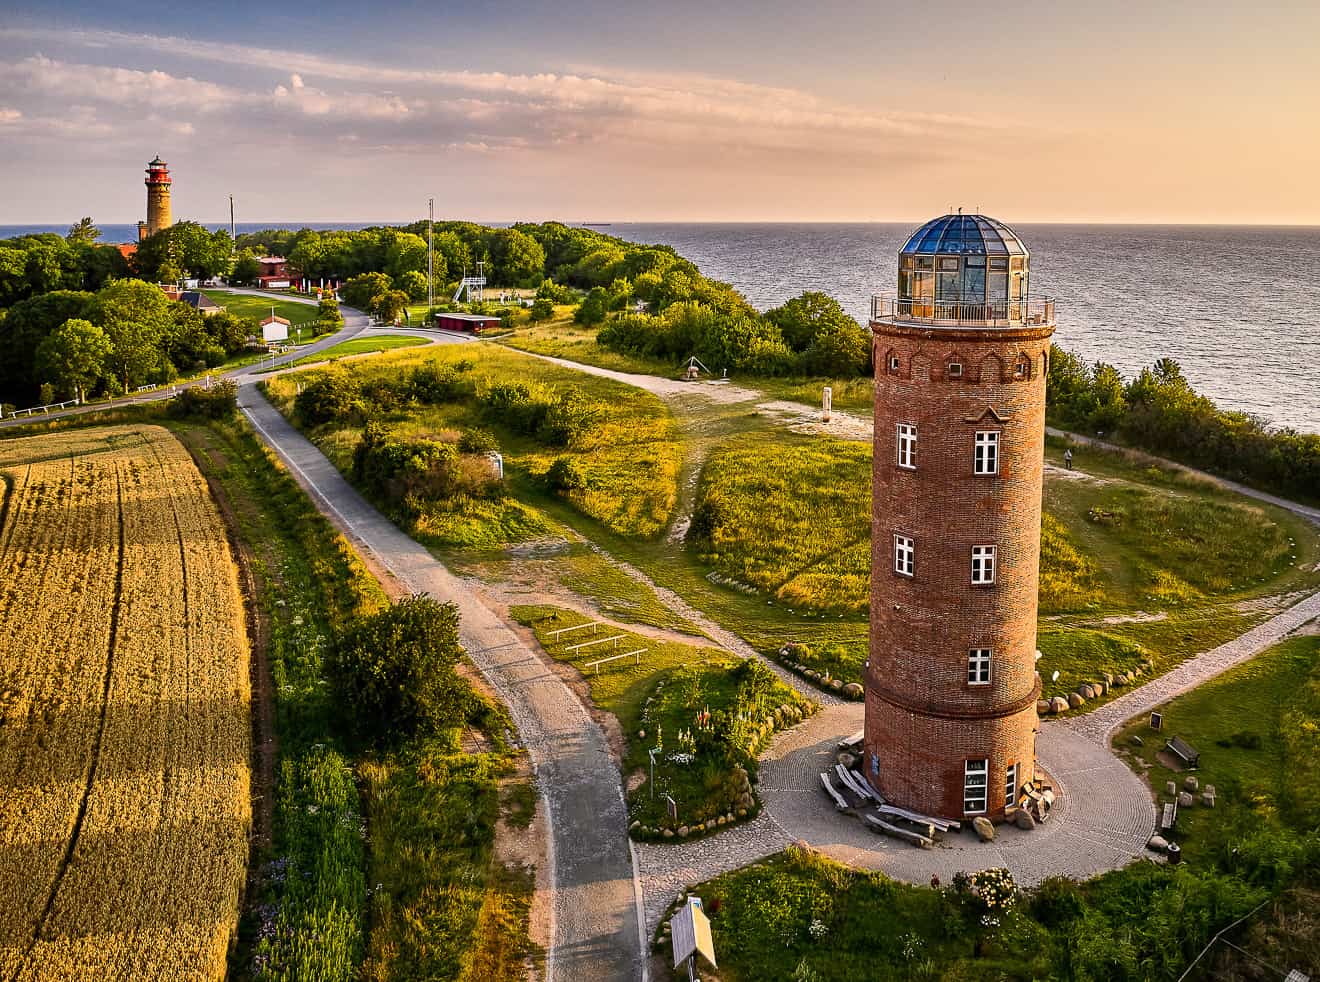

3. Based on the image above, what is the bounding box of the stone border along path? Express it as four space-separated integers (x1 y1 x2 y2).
233 363 644 981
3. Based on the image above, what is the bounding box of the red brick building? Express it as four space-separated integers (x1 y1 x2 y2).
864 214 1056 821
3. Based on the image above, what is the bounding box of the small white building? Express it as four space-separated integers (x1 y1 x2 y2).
261 314 291 344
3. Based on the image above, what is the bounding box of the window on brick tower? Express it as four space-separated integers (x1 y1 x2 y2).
897 423 917 469
1005 761 1019 808
894 534 914 576
967 648 991 685
964 759 988 814
974 430 999 475
971 545 996 584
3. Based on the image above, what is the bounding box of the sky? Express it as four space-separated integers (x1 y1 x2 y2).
1 0 1319 225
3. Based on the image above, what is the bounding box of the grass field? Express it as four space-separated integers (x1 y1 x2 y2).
684 430 1320 691
671 635 1320 981
0 425 250 980
259 335 428 372
202 289 320 326
263 343 682 543
513 605 811 834
498 313 680 378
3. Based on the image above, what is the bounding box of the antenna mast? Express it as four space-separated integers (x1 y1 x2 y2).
427 197 434 309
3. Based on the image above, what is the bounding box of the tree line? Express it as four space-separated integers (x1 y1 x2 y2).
1048 349 1320 504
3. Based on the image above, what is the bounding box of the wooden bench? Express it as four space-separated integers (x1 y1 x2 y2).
819 772 848 811
563 634 625 652
584 648 647 673
1165 735 1200 769
1160 799 1178 832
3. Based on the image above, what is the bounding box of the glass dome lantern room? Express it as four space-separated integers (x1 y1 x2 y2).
890 214 1039 324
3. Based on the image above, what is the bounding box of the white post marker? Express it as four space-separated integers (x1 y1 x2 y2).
823 385 833 422
670 896 716 982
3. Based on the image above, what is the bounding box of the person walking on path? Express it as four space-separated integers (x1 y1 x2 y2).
1064 448 1074 470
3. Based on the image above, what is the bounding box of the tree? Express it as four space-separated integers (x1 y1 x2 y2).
229 250 262 286
317 295 343 325
325 595 469 744
66 217 101 244
88 279 173 391
765 291 856 353
0 290 93 405
341 271 392 312
802 318 869 376
371 289 409 324
486 227 546 285
529 297 555 322
134 221 233 281
397 269 429 302
34 318 111 403
574 286 610 326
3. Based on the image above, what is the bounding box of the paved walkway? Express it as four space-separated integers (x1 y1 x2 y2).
237 386 643 982
635 584 1320 932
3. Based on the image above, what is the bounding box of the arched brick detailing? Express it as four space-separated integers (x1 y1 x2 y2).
866 321 1055 820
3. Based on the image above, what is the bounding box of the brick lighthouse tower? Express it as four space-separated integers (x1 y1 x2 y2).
864 214 1055 822
138 156 173 241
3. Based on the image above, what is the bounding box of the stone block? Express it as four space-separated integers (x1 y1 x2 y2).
1165 781 1177 796
1178 791 1194 807
1183 776 1199 792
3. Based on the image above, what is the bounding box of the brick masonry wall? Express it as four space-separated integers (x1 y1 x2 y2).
864 320 1055 819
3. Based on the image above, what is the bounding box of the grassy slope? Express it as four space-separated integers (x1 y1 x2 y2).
678 634 1320 982
684 429 1320 696
259 335 428 372
262 342 682 543
170 416 534 981
512 604 811 832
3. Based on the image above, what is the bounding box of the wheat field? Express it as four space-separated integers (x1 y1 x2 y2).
0 425 251 981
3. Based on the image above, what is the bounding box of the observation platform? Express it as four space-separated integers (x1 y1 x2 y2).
870 293 1055 329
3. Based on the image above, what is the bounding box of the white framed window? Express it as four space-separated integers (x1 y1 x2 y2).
964 759 988 814
974 431 999 475
1005 761 1019 808
894 535 914 577
896 423 917 469
889 354 900 372
948 362 963 378
968 648 991 685
971 545 996 585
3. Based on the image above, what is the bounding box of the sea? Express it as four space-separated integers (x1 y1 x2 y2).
6 221 1318 433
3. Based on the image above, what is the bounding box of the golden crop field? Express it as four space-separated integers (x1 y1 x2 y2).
0 425 251 981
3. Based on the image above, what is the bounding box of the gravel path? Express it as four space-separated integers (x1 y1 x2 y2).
237 385 644 982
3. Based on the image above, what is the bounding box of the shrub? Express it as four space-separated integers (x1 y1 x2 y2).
325 595 469 745
544 456 588 492
166 380 238 419
459 427 498 453
408 362 474 404
574 287 609 325
294 368 361 426
479 381 551 435
528 298 554 322
537 389 601 448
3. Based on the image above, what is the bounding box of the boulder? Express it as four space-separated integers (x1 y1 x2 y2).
1183 776 1200 793
736 808 747 818
830 678 844 691
1013 808 1036 831
1068 692 1086 709
677 825 690 838
1201 792 1216 808
972 816 995 842
1165 781 1177 796
1050 696 1070 714
1101 671 1114 686
629 820 640 831
843 682 864 699
1093 680 1107 696
1148 834 1169 853
662 828 674 839
1078 683 1095 699
1113 674 1127 687
638 730 646 739
1204 784 1216 797
1037 699 1052 715
1178 791 1194 808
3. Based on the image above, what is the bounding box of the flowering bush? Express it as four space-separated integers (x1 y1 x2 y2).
969 867 1017 914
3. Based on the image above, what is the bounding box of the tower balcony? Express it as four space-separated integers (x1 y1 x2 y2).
871 293 1055 329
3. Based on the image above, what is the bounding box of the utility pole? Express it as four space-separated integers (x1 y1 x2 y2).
229 194 235 243
427 197 434 309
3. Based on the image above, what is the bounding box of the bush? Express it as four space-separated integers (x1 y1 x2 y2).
325 595 469 745
408 362 474 404
479 381 551 436
166 380 238 419
528 297 555 322
537 389 601 448
544 456 589 492
459 427 498 453
574 286 610 325
294 368 361 426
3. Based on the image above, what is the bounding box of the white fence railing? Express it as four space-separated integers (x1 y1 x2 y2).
6 399 80 419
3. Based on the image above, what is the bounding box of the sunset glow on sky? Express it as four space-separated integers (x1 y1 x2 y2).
2 0 1318 224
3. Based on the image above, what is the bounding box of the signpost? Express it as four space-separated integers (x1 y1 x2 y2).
670 897 716 982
